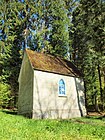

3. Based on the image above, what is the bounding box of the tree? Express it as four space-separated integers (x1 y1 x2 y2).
30 0 70 58
71 0 105 111
0 0 79 108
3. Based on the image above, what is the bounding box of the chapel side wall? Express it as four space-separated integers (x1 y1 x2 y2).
33 70 86 119
74 78 87 116
18 53 33 117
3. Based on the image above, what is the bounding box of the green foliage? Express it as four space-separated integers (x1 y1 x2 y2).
30 0 70 57
71 0 105 111
0 110 105 140
0 0 104 112
0 0 23 108
0 83 12 108
47 0 69 57
0 0 75 108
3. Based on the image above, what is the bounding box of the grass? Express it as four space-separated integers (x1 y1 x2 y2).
0 110 105 140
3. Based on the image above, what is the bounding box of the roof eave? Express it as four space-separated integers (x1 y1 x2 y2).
33 68 82 78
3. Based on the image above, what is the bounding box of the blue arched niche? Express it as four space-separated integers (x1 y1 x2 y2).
59 79 65 95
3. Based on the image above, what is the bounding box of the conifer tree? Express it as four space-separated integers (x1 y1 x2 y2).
0 0 82 108
72 0 105 111
31 0 70 58
0 0 35 107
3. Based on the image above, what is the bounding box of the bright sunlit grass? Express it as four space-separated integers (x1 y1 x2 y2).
0 110 105 140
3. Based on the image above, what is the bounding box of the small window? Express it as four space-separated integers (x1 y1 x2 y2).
59 79 65 95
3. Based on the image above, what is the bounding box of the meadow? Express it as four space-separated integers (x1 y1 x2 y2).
0 110 105 140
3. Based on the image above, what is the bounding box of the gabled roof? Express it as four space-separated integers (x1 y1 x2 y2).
25 49 82 77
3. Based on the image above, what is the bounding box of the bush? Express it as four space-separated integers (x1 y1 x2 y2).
0 83 12 108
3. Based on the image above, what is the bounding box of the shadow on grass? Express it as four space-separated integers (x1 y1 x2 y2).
2 109 17 115
86 115 105 120
59 114 105 125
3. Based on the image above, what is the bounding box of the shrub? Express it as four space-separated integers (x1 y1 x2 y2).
0 83 12 108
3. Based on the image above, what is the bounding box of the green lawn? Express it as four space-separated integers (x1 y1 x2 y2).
0 110 105 140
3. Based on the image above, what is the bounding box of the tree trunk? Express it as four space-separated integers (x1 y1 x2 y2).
84 80 88 114
97 64 103 111
94 93 98 112
103 67 105 111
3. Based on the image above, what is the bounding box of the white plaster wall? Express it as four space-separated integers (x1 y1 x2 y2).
33 70 86 119
18 53 33 117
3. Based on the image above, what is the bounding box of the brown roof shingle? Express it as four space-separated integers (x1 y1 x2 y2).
26 49 82 77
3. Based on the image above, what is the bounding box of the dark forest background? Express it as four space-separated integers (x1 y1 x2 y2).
0 0 105 112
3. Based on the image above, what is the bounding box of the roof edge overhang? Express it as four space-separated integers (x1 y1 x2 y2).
33 68 82 79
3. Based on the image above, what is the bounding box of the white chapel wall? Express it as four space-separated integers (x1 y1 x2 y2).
18 53 33 117
33 70 86 119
